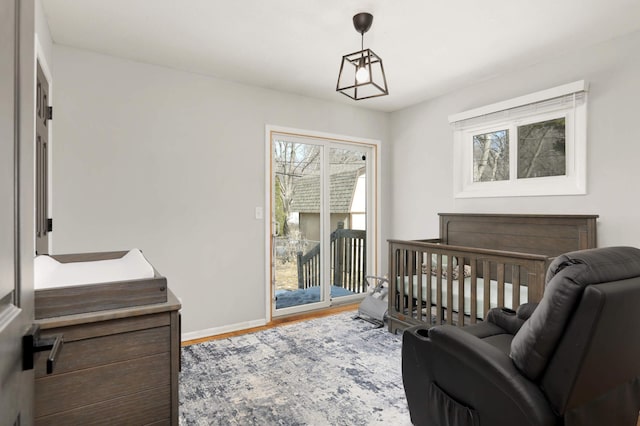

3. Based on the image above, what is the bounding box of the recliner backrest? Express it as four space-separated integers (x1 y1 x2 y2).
510 247 640 381
540 276 640 422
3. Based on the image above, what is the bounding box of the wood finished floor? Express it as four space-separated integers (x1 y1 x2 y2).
181 303 359 346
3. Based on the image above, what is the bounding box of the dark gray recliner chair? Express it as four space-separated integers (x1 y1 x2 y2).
402 246 640 426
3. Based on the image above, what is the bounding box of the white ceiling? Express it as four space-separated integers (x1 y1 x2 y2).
41 0 640 112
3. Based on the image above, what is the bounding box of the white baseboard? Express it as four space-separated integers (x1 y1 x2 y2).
181 318 267 342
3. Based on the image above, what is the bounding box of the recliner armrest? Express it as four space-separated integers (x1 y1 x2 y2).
486 307 525 335
516 302 539 321
485 303 539 335
403 325 557 426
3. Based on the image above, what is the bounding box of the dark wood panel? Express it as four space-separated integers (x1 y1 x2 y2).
35 276 168 319
445 221 586 239
36 293 181 331
446 231 580 256
35 326 170 378
35 353 170 418
39 312 170 342
438 213 598 222
35 386 170 426
145 420 171 426
440 213 598 256
169 311 180 423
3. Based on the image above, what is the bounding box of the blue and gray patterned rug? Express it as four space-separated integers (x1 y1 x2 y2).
179 311 411 425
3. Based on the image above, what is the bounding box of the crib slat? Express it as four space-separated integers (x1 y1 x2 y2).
530 261 547 303
470 258 477 324
512 265 520 310
400 250 407 315
483 260 491 319
436 254 443 325
416 251 423 323
446 260 454 325
390 249 397 320
426 251 432 325
457 257 464 326
497 263 505 307
408 250 416 322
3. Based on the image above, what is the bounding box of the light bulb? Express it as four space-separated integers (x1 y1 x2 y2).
356 65 369 83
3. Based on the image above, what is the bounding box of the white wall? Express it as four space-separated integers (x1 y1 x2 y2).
51 45 390 335
52 29 640 336
35 0 52 65
390 30 640 247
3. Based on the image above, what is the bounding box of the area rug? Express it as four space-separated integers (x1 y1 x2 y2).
179 311 411 425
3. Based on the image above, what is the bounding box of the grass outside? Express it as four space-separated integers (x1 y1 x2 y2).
274 260 300 291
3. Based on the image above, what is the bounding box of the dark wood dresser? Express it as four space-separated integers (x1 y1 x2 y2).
33 290 181 425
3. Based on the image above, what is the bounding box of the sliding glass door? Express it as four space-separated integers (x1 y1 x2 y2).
272 138 325 312
270 130 374 316
328 145 368 301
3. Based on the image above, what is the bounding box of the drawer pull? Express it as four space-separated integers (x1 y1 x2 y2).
23 324 64 374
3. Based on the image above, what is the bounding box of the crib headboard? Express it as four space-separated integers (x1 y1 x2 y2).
438 213 598 256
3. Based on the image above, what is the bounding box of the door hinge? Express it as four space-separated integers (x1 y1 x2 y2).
47 218 53 232
47 106 53 120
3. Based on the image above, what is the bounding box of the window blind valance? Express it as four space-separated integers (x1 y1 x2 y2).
449 80 588 130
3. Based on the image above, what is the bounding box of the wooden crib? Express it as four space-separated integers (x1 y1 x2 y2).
388 213 598 333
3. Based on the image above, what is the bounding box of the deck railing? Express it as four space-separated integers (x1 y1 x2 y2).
297 223 366 293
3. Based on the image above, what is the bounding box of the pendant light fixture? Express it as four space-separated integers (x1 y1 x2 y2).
336 12 389 100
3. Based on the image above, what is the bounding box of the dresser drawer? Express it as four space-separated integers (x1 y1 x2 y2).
35 386 170 426
35 352 170 418
39 312 170 342
35 326 170 378
34 290 180 425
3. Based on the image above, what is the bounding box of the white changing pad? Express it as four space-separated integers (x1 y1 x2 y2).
400 274 529 319
35 249 155 289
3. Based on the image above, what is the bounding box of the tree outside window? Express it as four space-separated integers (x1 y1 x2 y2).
517 118 566 179
473 129 509 182
472 118 567 183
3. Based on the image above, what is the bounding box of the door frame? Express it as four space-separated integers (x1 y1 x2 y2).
264 125 381 322
0 0 37 423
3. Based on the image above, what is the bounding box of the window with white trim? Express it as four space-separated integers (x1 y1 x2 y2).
450 81 588 198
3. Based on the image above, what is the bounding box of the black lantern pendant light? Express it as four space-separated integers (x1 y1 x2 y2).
336 12 389 100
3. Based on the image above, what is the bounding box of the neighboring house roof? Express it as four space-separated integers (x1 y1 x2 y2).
290 166 364 214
